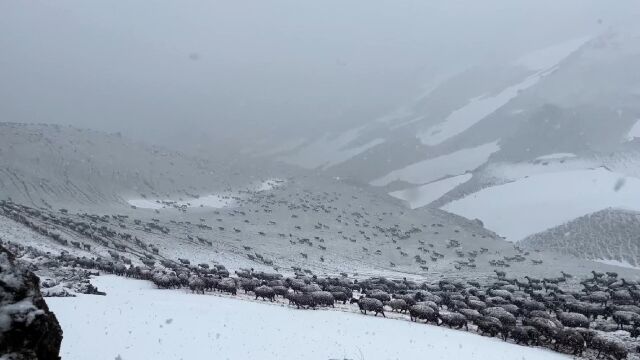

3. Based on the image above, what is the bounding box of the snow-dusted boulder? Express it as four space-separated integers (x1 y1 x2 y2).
0 244 63 359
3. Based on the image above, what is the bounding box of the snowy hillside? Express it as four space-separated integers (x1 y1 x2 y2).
522 208 640 267
48 275 567 360
0 122 243 209
4 123 635 282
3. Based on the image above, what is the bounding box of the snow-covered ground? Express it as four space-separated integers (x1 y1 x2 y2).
389 174 472 209
127 179 284 210
417 72 539 146
128 195 235 210
371 141 499 187
485 158 598 181
443 167 640 241
48 275 567 360
535 153 577 161
595 258 640 271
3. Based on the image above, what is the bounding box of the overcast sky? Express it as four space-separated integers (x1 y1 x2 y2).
1 0 638 151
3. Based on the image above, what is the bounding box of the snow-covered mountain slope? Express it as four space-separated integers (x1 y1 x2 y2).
370 141 499 187
4 123 633 280
262 31 640 185
253 32 640 266
0 122 246 209
521 208 640 268
261 35 607 177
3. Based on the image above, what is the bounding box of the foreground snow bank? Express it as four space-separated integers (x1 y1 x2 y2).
48 276 566 360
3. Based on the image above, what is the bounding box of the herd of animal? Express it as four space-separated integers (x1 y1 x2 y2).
147 267 640 359
7 235 640 360
3 192 640 360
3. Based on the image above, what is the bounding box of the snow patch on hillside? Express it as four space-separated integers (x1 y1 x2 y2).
417 37 589 147
48 275 567 360
389 173 473 209
443 167 640 241
127 179 284 210
627 119 640 140
278 127 385 170
418 71 548 146
536 153 577 161
595 258 640 271
371 141 499 187
485 159 597 181
516 37 591 71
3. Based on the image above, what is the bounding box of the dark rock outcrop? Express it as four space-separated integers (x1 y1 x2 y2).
0 244 63 360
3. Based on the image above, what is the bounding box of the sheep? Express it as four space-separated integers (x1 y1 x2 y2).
273 285 289 298
475 316 504 338
188 276 205 294
466 298 487 311
421 293 443 305
482 307 516 328
217 278 237 295
555 311 590 328
553 328 585 356
488 289 512 301
529 310 552 319
288 279 306 293
386 299 409 313
439 311 468 330
523 317 562 343
393 293 418 307
498 304 519 316
409 304 437 323
611 290 633 304
287 292 316 309
609 304 640 315
612 311 640 329
587 291 610 306
419 300 439 311
458 308 482 321
592 335 628 360
302 284 322 293
367 290 391 302
510 326 540 345
354 297 385 317
520 299 546 313
240 278 260 293
311 291 335 307
331 291 351 304
254 285 276 301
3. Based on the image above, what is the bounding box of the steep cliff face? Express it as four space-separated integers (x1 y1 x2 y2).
0 244 63 360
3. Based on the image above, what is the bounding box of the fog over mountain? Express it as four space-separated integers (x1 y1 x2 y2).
1 0 639 155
